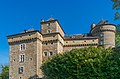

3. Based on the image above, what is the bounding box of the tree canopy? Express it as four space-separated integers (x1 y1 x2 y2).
41 47 120 79
112 0 120 20
0 65 9 79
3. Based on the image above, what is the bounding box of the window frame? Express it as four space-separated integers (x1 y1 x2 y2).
19 54 25 63
44 52 47 56
48 30 51 33
20 43 26 51
19 66 24 74
49 52 53 56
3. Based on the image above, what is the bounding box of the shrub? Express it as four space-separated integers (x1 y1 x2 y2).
41 47 120 79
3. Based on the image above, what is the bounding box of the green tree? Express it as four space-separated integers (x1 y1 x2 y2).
112 0 120 20
0 65 9 79
41 47 120 79
112 0 120 47
115 31 120 47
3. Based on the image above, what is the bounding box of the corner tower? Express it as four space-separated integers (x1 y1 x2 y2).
90 20 116 48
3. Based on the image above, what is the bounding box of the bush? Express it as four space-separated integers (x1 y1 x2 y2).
41 47 120 79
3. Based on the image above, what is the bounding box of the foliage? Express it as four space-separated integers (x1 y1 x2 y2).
112 0 120 20
41 47 120 79
116 31 120 47
0 65 9 79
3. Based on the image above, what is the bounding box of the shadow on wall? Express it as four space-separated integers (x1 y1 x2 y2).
29 74 42 79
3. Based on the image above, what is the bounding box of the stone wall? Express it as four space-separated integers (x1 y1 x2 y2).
8 31 43 79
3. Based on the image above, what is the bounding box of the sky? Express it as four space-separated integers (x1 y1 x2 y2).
0 0 118 66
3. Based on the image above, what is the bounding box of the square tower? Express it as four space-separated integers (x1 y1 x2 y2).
7 30 43 79
40 18 65 37
40 18 64 60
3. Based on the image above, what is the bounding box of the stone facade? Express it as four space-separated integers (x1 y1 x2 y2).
7 18 116 79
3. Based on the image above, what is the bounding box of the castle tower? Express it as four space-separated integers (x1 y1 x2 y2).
7 30 43 79
40 18 65 37
40 18 64 61
90 20 116 48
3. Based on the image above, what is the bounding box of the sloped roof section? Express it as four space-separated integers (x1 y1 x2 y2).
97 20 109 25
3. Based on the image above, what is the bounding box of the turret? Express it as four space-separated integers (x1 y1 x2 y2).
90 20 116 48
91 23 96 29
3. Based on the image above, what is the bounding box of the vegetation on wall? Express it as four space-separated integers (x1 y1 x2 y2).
41 47 120 79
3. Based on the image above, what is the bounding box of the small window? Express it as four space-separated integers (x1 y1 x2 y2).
100 40 104 45
19 67 24 74
100 33 104 37
13 59 15 61
19 55 25 62
51 42 53 44
20 44 26 51
30 58 32 60
19 77 22 79
46 43 48 45
44 52 47 56
50 52 53 56
48 30 51 33
47 23 50 26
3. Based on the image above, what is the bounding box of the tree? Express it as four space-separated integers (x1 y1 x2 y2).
112 0 120 47
41 47 120 79
0 65 9 79
112 0 120 20
115 31 120 47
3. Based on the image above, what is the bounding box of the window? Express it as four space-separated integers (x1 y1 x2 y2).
13 59 15 61
20 44 26 51
19 77 22 79
100 33 104 37
44 52 47 56
100 40 104 45
50 52 53 56
30 58 32 60
48 30 51 33
51 42 53 44
47 23 50 26
19 55 25 62
19 67 24 74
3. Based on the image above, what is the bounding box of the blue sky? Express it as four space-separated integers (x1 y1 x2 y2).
0 0 117 66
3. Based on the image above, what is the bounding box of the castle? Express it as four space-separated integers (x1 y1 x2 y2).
7 18 116 79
